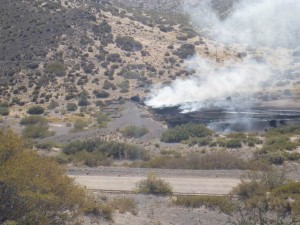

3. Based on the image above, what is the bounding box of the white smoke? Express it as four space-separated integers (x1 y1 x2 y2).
185 0 300 48
146 56 272 112
146 0 300 112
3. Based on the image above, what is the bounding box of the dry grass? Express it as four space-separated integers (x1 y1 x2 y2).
173 195 235 214
110 197 138 215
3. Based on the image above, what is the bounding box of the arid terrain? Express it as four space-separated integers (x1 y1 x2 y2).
1 0 300 224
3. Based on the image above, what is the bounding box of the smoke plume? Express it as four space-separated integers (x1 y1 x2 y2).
146 0 300 112
185 0 300 48
146 56 272 112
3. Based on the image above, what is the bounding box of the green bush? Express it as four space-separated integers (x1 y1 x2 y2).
93 90 110 98
266 125 300 136
0 131 96 224
71 119 89 132
20 115 47 126
183 137 213 146
270 182 300 216
78 98 90 106
232 170 286 201
95 100 105 107
225 139 242 148
63 139 149 162
120 125 149 138
72 151 112 167
174 43 195 59
117 80 129 93
264 151 285 165
96 112 110 128
0 107 9 116
264 136 297 151
22 125 55 139
136 173 172 195
115 36 143 52
91 20 113 46
47 100 59 110
66 103 78 111
45 61 66 77
35 141 59 151
84 201 114 221
232 170 300 217
103 80 117 90
132 152 247 170
256 126 300 164
284 152 300 161
27 106 45 115
106 53 121 63
174 195 235 214
217 133 262 148
161 124 213 143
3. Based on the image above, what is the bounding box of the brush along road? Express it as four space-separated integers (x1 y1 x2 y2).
68 167 300 195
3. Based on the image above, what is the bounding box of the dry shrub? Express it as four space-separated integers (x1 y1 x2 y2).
110 197 138 215
133 152 247 170
136 173 172 195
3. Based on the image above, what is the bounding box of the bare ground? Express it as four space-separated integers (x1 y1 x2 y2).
83 193 231 225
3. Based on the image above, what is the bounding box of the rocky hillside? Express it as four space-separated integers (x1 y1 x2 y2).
0 0 243 110
2 0 298 114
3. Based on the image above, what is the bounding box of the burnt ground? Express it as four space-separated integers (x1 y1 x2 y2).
151 102 300 132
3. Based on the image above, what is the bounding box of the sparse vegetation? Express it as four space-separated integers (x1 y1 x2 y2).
132 152 253 170
231 169 300 223
255 125 300 164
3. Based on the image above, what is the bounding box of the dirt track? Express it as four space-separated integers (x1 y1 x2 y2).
71 175 240 195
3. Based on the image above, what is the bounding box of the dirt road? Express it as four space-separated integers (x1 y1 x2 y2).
68 166 300 195
71 175 240 195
